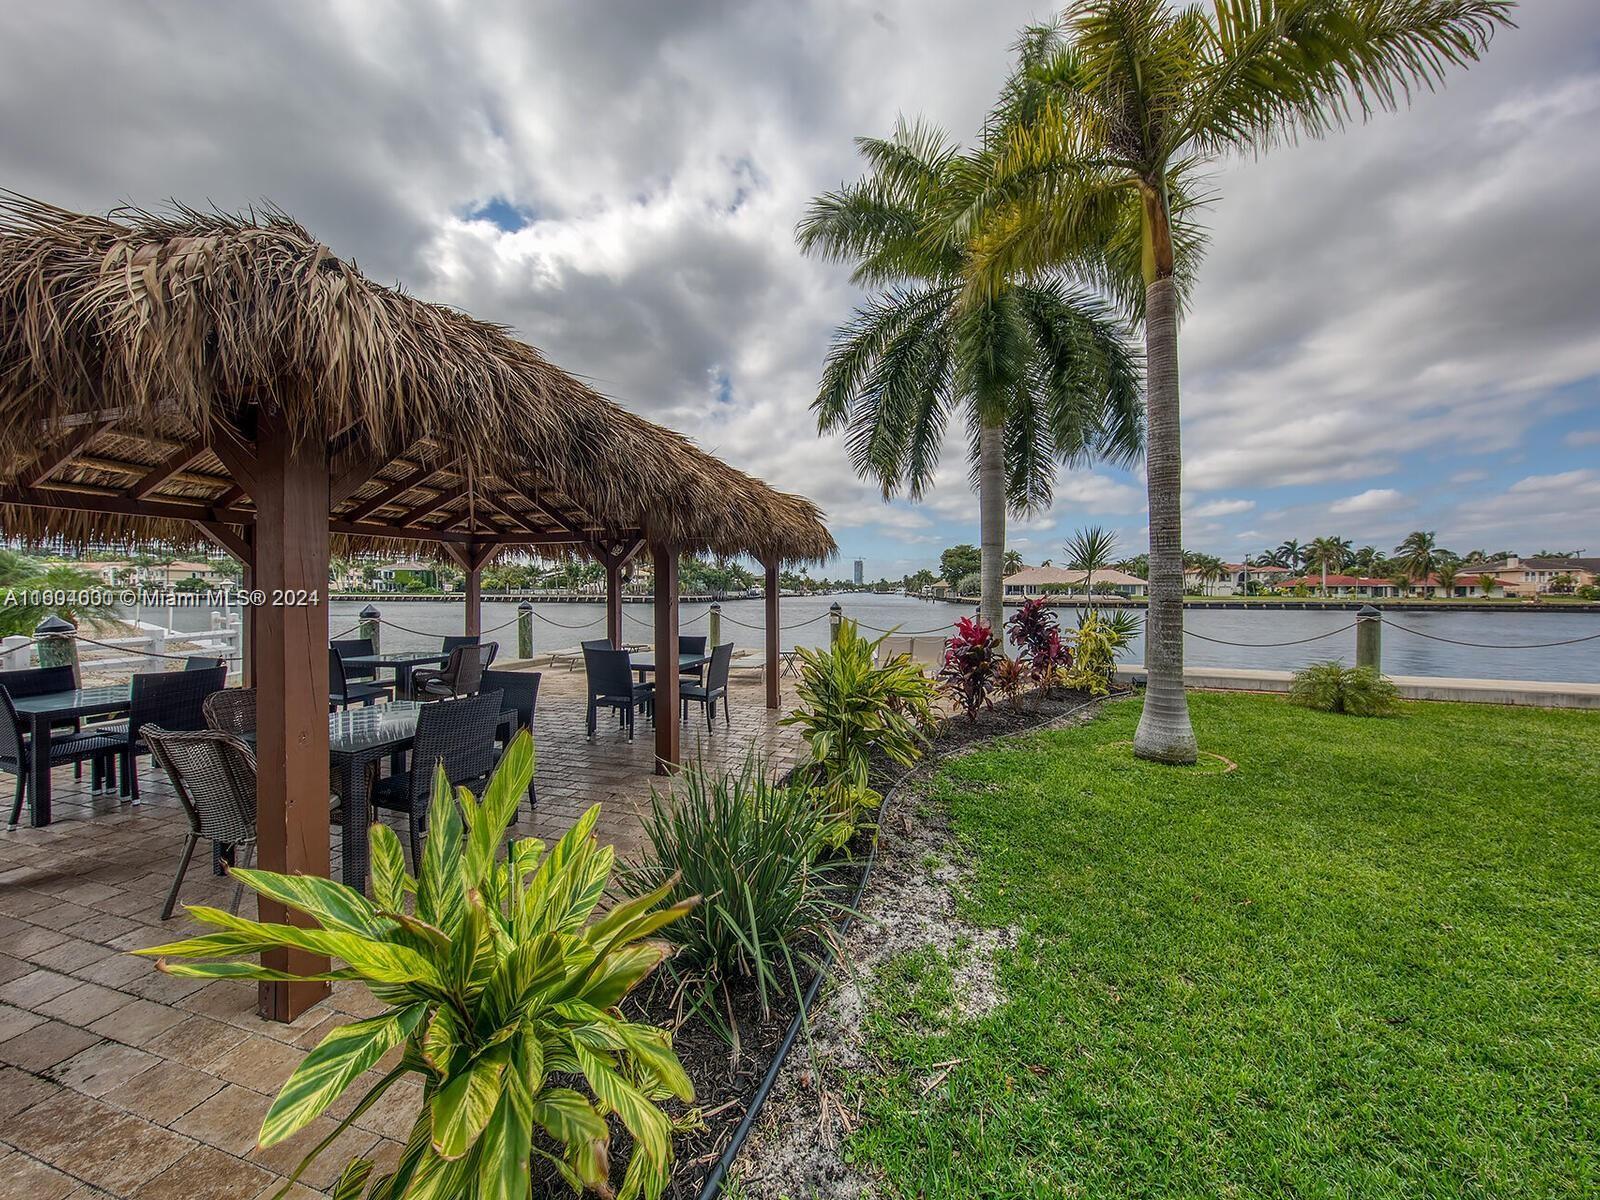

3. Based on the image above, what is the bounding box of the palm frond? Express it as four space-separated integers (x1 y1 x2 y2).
1182 0 1517 156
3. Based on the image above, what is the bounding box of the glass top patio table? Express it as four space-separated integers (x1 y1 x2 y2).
628 652 712 676
10 686 133 827
9 684 132 721
341 652 449 668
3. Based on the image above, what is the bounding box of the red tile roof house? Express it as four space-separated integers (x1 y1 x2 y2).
1279 574 1443 598
1452 556 1600 597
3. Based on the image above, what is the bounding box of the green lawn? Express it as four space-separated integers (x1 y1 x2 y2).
845 693 1600 1198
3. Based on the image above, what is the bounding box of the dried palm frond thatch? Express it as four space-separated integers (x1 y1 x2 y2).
0 194 834 566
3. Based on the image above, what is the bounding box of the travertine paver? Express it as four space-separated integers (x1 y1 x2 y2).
0 668 805 1196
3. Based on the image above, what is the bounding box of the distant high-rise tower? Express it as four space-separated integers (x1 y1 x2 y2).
853 558 865 585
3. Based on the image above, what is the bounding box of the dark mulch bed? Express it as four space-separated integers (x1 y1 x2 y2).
592 687 1115 1199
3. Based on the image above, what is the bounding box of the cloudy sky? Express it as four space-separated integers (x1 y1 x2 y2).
3 1 1596 575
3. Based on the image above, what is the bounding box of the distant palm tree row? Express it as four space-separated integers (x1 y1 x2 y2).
1249 531 1509 592
803 1 1514 764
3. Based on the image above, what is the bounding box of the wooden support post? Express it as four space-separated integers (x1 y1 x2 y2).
252 410 331 1022
652 545 680 774
445 542 494 639
765 560 781 710
464 564 482 637
605 556 623 649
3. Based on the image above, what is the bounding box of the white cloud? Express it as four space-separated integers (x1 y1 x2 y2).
1187 497 1256 518
1565 429 1600 447
1330 488 1405 515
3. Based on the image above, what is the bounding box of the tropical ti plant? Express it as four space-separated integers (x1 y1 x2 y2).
781 619 937 831
796 119 1144 632
1005 596 1071 685
137 733 695 1200
964 0 1514 762
622 752 847 1054
940 614 1003 720
994 655 1030 706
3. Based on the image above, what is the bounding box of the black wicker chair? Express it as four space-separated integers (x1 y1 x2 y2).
412 643 493 699
203 687 256 737
370 690 504 869
0 665 104 787
184 656 224 671
583 645 653 742
141 725 259 919
441 635 480 657
679 634 708 687
3 686 125 830
329 647 392 709
107 666 228 803
680 642 735 728
331 638 394 700
481 669 540 814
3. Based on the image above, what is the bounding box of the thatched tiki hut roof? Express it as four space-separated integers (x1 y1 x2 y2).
0 194 831 1021
0 194 834 566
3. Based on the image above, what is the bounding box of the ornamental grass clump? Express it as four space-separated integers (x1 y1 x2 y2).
1289 661 1400 717
622 752 847 1055
137 732 695 1200
781 619 937 844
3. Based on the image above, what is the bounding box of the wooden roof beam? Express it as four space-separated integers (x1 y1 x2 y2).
131 441 208 500
21 418 117 487
344 459 453 523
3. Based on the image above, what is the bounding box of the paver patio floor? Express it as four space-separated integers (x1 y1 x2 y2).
0 666 803 1198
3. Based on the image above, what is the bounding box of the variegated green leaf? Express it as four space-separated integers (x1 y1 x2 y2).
369 823 412 912
157 960 362 983
530 1087 609 1189
464 730 534 887
226 868 390 938
575 1043 672 1167
417 764 466 936
260 1005 426 1147
330 1157 375 1200
171 906 441 987
430 1041 510 1160
575 942 668 1010
476 1036 535 1200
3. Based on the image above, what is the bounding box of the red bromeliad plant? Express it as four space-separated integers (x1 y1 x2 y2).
940 616 1001 721
1006 598 1071 685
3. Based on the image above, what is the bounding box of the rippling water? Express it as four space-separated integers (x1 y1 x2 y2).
136 593 1600 683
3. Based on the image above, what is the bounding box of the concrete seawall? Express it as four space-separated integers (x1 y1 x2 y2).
1113 665 1600 710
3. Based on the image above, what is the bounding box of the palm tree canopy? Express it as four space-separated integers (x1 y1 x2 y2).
798 120 1145 513
960 0 1515 302
1065 525 1119 572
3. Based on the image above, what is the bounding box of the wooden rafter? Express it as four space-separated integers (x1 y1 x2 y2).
194 520 253 564
131 442 207 500
329 450 388 508
21 418 117 488
343 460 451 524
207 418 260 498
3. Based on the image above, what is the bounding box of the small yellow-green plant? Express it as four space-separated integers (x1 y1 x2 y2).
138 732 694 1200
782 619 937 846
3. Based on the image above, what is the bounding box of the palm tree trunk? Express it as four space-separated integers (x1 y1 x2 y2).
978 419 1005 632
1132 276 1197 764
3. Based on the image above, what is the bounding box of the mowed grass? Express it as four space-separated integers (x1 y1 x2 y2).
845 693 1600 1198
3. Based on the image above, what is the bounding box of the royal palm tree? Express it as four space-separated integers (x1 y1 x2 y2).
961 0 1515 763
1065 525 1118 605
1004 548 1026 576
1307 535 1352 595
797 120 1144 632
1394 530 1451 591
1277 539 1307 573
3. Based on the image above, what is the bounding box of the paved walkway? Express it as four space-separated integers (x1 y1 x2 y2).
0 671 805 1198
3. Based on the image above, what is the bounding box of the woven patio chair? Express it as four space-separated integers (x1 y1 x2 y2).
583 645 653 742
480 668 540 815
370 690 503 869
102 666 227 803
680 642 735 728
3 686 124 830
142 725 259 919
204 686 344 810
329 647 392 709
679 634 708 686
411 642 492 699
